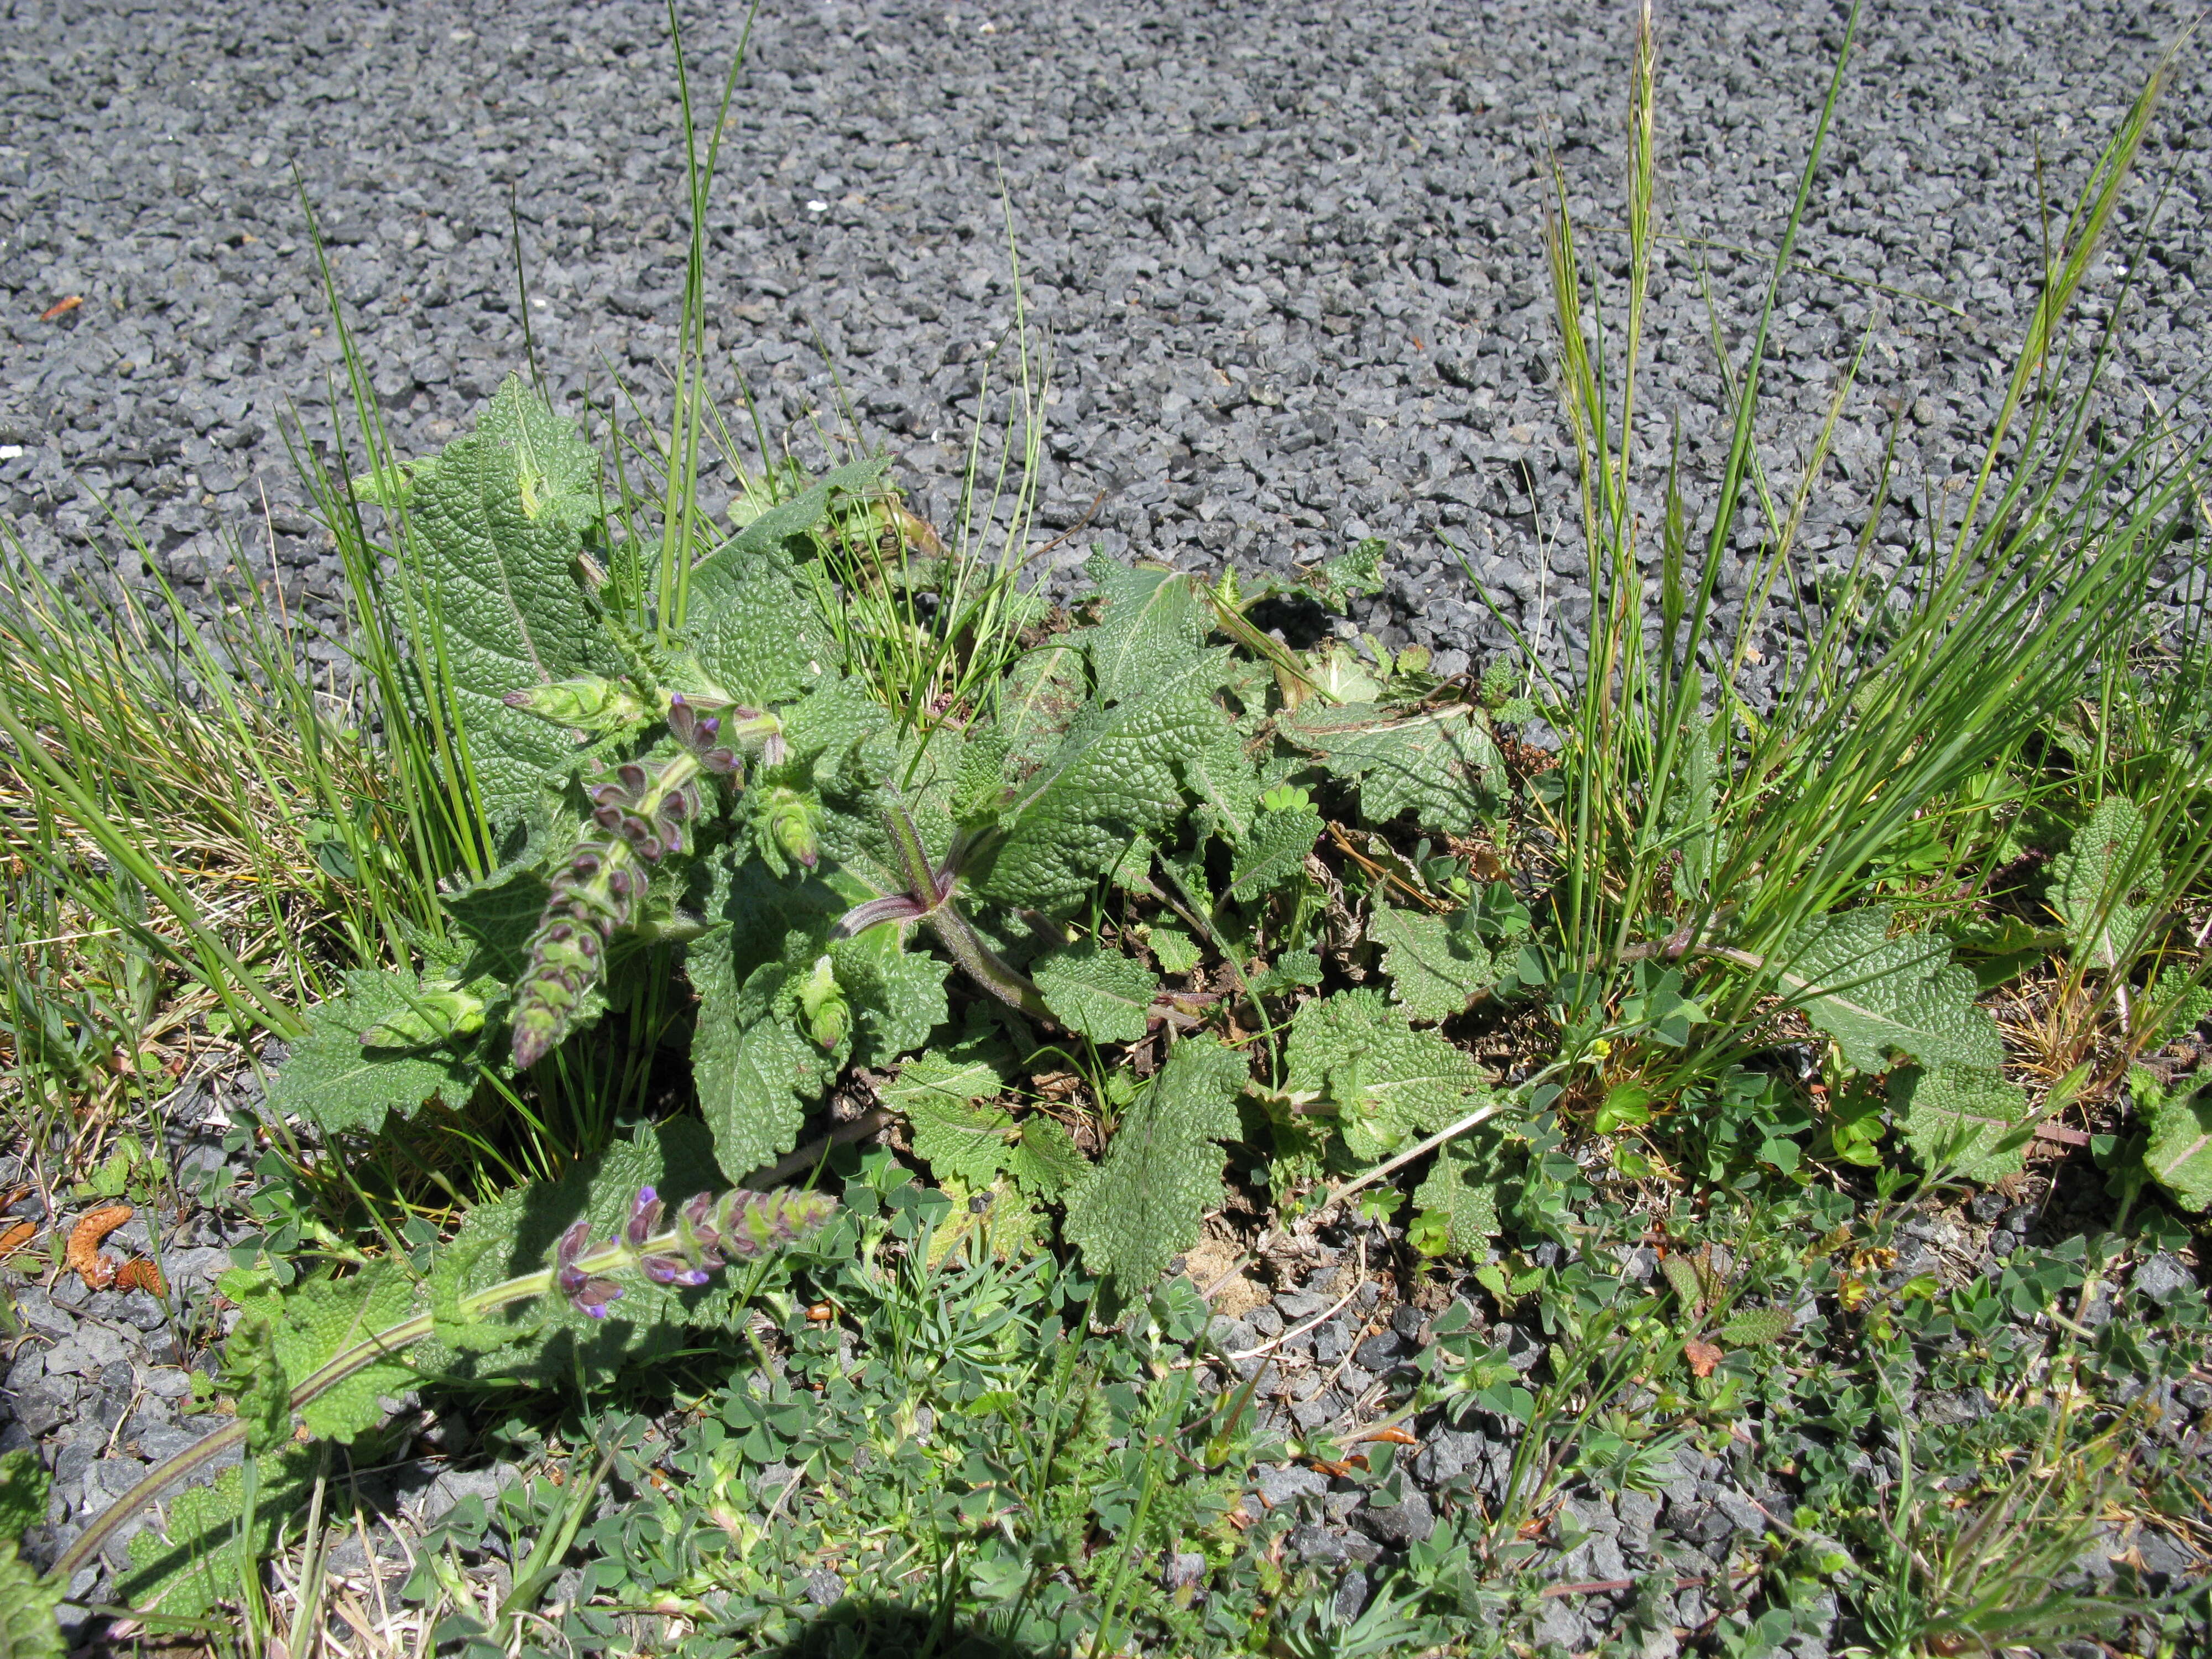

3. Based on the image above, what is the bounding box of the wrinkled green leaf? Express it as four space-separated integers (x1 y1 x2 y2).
1283 989 1488 1161
1717 1307 1794 1347
221 1260 418 1446
880 1046 1011 1117
972 650 1234 919
1076 555 1208 706
121 1446 318 1621
693 968 836 1186
1412 1131 1503 1253
688 554 842 709
1033 941 1160 1045
1303 538 1387 611
1280 701 1504 834
1064 1037 1245 1288
1008 1115 1086 1200
0 1540 62 1659
2144 1083 2212 1211
701 454 889 572
1891 1063 2033 1183
405 376 612 834
264 969 487 1138
906 1090 1022 1190
827 925 950 1066
0 1452 49 1547
1149 924 1203 975
1182 729 1264 846
1370 904 1495 1022
2051 794 2162 971
994 643 1089 791
1227 803 1322 898
1777 908 2002 1074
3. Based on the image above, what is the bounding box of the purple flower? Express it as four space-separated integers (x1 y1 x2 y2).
555 1220 625 1316
624 1187 663 1247
572 1277 625 1318
641 1254 713 1288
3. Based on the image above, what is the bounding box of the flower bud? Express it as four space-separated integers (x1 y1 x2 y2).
797 954 849 1052
504 675 650 733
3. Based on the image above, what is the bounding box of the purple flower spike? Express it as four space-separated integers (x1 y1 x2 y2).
698 715 721 739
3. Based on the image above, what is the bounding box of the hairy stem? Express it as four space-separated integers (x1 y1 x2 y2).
50 1276 528 1588
50 1196 823 1588
925 903 1052 1022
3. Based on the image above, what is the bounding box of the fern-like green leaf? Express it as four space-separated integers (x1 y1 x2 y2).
264 969 487 1138
1063 1036 1245 1288
1283 989 1488 1161
405 376 613 835
2051 795 2162 971
1370 904 1496 1022
1890 1063 2033 1182
1032 942 1160 1044
2144 1083 2212 1211
1777 908 2002 1074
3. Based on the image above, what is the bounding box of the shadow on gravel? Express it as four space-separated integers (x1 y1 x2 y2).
1241 590 1335 649
757 1600 1050 1659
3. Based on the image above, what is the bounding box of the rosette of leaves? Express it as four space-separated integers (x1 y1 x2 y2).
290 399 1540 1288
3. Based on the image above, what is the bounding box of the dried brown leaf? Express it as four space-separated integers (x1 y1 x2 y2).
67 1203 132 1290
114 1257 165 1296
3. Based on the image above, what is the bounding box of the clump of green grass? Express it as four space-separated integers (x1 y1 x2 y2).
1487 0 2212 1188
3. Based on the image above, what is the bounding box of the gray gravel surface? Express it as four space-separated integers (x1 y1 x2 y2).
3 0 2207 679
